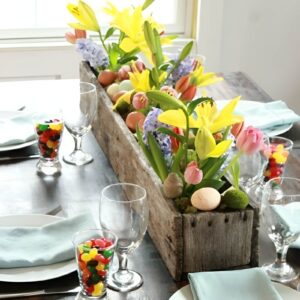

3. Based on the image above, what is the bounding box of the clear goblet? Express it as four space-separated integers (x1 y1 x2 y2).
261 177 300 283
99 183 149 292
63 82 97 165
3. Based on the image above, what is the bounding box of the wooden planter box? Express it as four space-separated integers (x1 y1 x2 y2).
80 62 259 280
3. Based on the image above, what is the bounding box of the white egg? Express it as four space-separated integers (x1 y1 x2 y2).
119 79 133 91
191 187 221 211
106 83 120 98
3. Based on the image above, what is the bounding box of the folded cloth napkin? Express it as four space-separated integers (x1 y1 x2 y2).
0 213 96 268
234 100 300 131
0 111 36 147
188 268 282 300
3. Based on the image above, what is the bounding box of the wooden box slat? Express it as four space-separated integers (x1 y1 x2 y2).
80 62 259 280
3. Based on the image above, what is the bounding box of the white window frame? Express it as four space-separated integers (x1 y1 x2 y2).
0 0 197 43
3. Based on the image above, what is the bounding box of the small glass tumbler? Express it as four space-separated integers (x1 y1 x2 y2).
35 118 64 176
264 136 293 182
73 229 118 299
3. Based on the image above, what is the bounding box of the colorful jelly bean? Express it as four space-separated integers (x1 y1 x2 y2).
264 143 290 181
35 119 64 160
76 238 115 298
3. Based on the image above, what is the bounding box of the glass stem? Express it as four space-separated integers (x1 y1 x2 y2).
118 252 129 271
73 135 82 151
274 244 289 266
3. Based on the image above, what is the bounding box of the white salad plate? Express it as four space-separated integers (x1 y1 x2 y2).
0 214 76 282
215 100 293 137
169 282 300 300
0 139 37 152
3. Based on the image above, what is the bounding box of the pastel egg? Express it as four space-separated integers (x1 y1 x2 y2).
119 79 133 91
106 83 120 99
191 187 221 211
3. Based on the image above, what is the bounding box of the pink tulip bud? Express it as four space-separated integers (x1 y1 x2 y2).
231 121 244 138
236 126 264 155
175 75 191 93
131 60 145 73
180 85 197 102
117 65 131 81
160 86 178 98
132 92 149 110
65 29 87 44
184 161 203 185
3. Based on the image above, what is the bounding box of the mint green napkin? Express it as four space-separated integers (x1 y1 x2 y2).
235 100 300 130
0 213 95 268
188 268 282 300
0 111 36 146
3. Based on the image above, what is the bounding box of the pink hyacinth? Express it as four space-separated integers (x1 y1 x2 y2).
184 161 203 185
236 126 264 155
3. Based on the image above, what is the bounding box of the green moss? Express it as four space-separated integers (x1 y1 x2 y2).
222 189 249 209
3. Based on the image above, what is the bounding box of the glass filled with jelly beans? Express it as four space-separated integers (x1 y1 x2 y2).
73 229 117 299
264 136 293 182
35 118 64 176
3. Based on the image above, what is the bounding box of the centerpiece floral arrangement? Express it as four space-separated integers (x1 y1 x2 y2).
66 0 267 213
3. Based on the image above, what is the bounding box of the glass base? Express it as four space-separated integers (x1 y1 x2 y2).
262 262 299 283
36 159 61 176
63 150 93 166
108 270 143 292
75 291 107 300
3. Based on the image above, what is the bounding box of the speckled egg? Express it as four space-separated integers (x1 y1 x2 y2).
191 187 221 211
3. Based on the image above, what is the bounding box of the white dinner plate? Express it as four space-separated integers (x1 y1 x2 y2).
169 282 299 300
215 100 293 137
0 139 37 152
0 214 77 282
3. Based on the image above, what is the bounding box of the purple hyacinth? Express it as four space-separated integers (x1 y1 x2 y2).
76 39 109 69
143 108 172 166
166 55 195 87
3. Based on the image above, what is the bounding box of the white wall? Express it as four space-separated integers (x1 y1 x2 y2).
197 0 300 113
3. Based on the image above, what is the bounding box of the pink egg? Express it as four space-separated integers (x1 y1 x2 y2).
125 112 145 132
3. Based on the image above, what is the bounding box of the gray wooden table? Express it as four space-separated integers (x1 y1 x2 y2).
0 74 299 299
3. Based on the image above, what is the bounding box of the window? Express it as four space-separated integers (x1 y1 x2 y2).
0 0 195 41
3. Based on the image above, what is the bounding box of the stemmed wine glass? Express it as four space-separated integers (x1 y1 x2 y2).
63 81 97 165
99 183 149 292
261 177 300 282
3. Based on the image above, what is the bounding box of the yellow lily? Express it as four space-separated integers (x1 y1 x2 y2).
195 127 232 160
112 69 152 110
190 65 223 88
67 0 100 32
157 96 243 134
103 2 173 62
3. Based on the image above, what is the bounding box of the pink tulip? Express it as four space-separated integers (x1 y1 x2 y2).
132 92 149 110
160 86 178 98
231 121 244 138
236 126 264 155
65 29 86 44
184 161 203 185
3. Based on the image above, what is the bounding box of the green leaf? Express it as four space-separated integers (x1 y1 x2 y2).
194 179 225 190
108 48 119 69
136 127 160 176
178 41 194 63
157 127 185 143
104 27 116 40
146 90 186 111
228 159 240 190
142 0 154 10
118 55 138 65
147 133 168 181
149 68 160 88
153 28 164 66
203 155 228 180
143 21 156 53
187 97 214 115
159 63 171 71
171 143 184 173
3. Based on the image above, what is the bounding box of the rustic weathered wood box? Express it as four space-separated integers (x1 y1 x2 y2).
80 62 259 280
